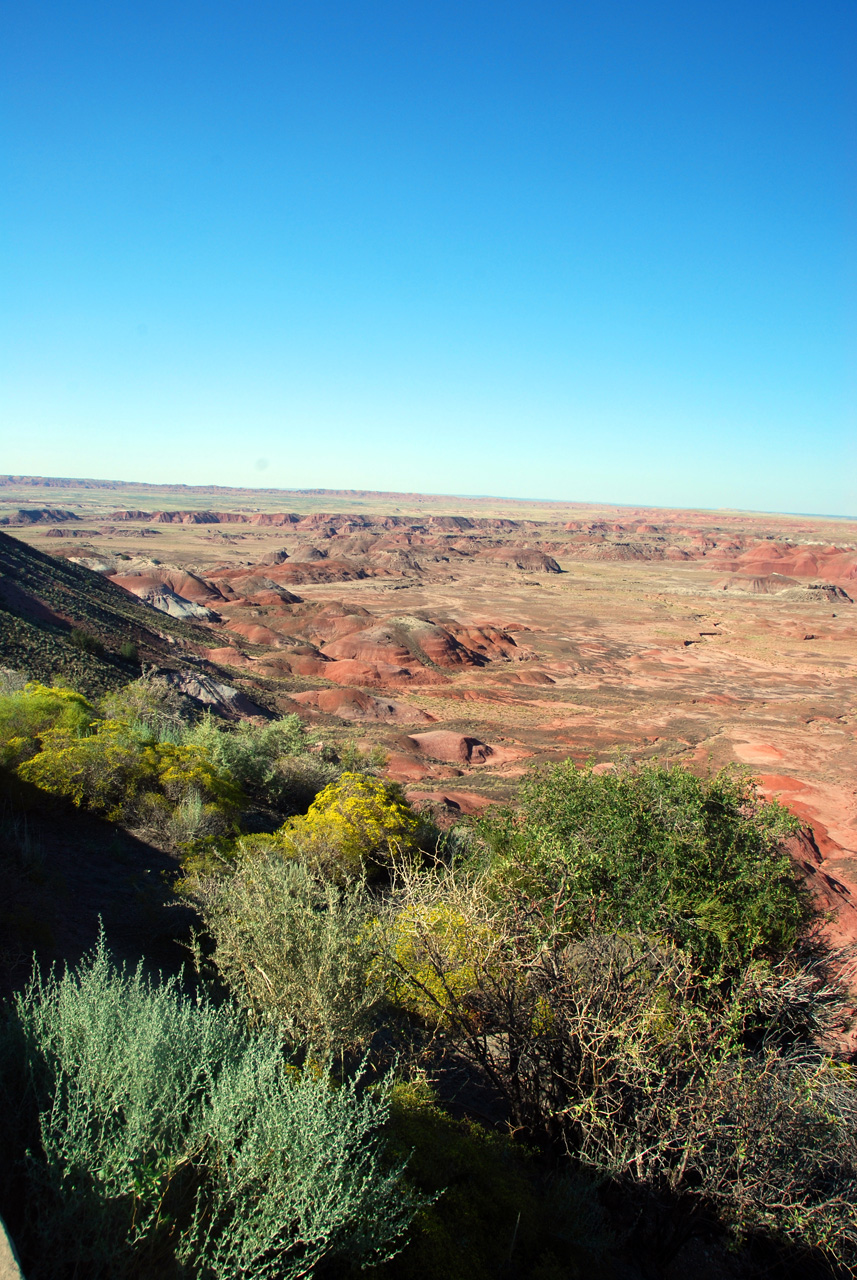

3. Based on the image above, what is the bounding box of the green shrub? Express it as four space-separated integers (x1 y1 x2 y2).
183 712 337 811
118 640 138 662
69 628 103 655
1 936 423 1280
387 897 499 1026
100 672 193 737
485 760 805 973
196 850 386 1055
0 682 94 769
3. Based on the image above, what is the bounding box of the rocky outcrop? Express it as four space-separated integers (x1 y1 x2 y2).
137 586 220 620
407 731 494 763
164 670 266 718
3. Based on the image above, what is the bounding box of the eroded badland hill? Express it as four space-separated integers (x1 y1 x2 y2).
3 475 856 939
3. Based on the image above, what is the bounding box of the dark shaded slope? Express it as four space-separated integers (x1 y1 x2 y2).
0 530 214 695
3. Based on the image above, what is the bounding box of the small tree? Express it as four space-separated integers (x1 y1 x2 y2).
484 760 806 975
381 859 857 1271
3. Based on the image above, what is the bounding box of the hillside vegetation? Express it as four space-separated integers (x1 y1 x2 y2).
1 668 856 1278
0 529 248 698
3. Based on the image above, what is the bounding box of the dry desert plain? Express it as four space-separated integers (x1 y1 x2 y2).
3 476 857 941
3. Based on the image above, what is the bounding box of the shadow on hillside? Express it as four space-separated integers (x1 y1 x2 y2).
0 773 197 998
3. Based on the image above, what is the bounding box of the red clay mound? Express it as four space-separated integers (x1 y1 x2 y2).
385 753 434 781
449 624 520 661
272 561 368 585
731 543 857 586
290 656 436 686
204 646 254 668
290 688 434 723
782 829 857 952
303 609 373 641
219 573 302 602
410 625 485 668
289 545 328 562
224 621 285 646
510 670 556 686
321 626 415 666
411 790 495 815
407 731 494 763
110 567 224 604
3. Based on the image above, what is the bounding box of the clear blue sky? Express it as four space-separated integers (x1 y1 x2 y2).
2 1 854 514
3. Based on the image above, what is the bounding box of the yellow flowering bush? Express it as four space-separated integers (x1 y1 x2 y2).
0 682 94 769
387 902 496 1026
18 718 242 843
280 771 420 880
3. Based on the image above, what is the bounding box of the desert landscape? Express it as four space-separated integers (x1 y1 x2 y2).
5 2 853 1271
4 474 856 938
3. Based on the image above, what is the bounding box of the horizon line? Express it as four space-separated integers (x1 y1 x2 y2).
0 474 854 523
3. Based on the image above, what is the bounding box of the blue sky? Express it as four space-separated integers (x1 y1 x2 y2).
2 1 854 513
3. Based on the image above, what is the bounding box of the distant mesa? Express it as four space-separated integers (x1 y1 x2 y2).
717 573 802 595
484 547 562 573
105 509 301 526
248 512 301 526
152 510 221 524
718 573 853 602
0 507 80 525
428 515 475 531
780 582 853 603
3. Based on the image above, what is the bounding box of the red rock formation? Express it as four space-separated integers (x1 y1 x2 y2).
407 731 494 764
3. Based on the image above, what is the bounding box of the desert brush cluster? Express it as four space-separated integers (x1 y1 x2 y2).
1 670 856 1279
